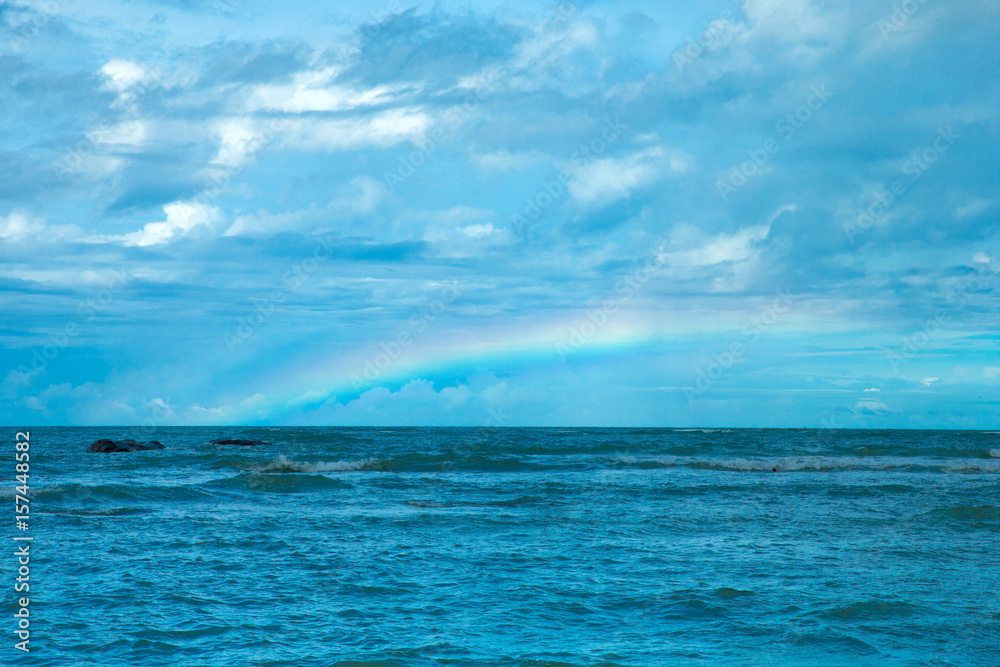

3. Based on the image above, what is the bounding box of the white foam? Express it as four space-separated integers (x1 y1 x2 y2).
946 460 1000 473
633 456 937 472
258 454 378 473
989 449 1000 459
675 428 731 433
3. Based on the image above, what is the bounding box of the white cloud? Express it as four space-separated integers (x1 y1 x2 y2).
667 0 849 89
300 379 490 425
288 389 330 407
224 176 386 237
420 206 511 255
954 199 992 220
246 66 415 113
568 146 686 207
921 377 938 386
461 223 497 238
864 387 880 392
190 404 229 417
214 119 269 169
145 397 174 418
744 0 842 44
665 223 771 268
278 108 431 152
119 201 222 247
473 149 546 171
650 220 773 293
0 211 83 245
239 393 266 410
972 252 996 268
855 400 889 413
0 211 46 241
100 59 148 92
99 59 159 108
90 120 147 149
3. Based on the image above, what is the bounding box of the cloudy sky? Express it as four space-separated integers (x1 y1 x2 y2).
2 0 998 427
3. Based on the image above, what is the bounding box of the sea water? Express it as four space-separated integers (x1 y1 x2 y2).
11 427 1000 666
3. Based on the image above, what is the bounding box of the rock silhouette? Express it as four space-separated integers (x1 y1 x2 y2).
211 438 266 447
88 439 166 453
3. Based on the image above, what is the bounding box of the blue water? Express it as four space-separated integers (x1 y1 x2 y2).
11 428 1000 666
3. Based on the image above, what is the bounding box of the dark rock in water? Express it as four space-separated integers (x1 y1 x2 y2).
88 439 165 453
211 438 266 447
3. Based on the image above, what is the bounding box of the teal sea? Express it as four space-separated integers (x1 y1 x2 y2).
10 427 1000 666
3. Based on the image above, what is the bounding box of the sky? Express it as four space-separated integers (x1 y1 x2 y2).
1 0 998 427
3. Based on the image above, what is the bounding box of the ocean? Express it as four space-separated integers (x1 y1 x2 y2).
10 427 1000 666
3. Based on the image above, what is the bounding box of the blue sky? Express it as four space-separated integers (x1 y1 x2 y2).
1 0 998 427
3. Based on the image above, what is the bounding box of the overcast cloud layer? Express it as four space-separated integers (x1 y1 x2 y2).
2 0 998 427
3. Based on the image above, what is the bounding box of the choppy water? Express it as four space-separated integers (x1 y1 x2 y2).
11 428 1000 666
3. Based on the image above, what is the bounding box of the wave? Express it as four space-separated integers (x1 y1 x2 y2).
207 472 353 494
674 428 733 433
944 460 1000 473
925 505 1000 525
405 495 546 510
231 451 1000 475
605 455 1000 474
30 483 211 503
714 587 754 599
256 455 380 473
822 600 920 620
42 507 153 517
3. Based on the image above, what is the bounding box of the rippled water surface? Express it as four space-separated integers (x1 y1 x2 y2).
16 428 1000 666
